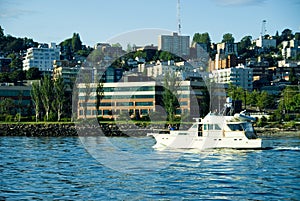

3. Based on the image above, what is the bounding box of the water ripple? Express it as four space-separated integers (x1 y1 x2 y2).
0 136 299 200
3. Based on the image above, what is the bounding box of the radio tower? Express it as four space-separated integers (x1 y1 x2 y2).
177 0 181 35
260 20 267 37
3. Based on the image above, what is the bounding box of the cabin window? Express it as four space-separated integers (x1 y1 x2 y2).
214 124 222 130
192 124 198 128
228 124 243 131
204 124 222 130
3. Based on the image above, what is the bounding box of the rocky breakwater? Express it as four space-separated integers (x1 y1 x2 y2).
0 124 77 137
0 123 155 137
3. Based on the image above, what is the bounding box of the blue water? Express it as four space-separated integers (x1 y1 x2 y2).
1 135 299 200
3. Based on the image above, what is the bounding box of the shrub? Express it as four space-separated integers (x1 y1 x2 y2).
5 115 13 122
284 121 296 129
60 117 71 122
257 116 268 127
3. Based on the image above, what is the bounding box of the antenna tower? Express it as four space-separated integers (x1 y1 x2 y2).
177 0 181 35
260 20 267 37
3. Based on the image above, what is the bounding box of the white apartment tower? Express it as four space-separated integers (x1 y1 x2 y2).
212 64 253 91
158 32 190 58
23 43 60 72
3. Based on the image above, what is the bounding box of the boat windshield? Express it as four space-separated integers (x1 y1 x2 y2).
241 123 254 132
242 122 257 139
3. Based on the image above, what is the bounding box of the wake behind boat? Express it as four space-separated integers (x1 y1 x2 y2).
148 99 272 150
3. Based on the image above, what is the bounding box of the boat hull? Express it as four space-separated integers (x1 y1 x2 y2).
148 133 272 150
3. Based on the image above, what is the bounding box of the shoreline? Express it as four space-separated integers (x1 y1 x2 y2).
255 127 300 137
0 122 299 137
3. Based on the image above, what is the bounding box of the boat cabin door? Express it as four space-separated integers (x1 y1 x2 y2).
198 124 203 136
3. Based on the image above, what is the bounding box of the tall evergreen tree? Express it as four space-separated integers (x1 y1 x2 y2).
53 75 66 121
238 36 252 55
192 32 211 51
162 71 181 123
289 67 299 85
40 75 53 121
72 33 82 52
96 77 105 117
31 82 41 122
222 33 235 43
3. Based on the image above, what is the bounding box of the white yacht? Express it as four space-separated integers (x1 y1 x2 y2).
148 100 272 150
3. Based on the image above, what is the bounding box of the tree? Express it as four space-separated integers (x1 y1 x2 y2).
192 32 211 52
89 49 104 63
247 90 258 107
0 26 37 56
162 71 181 123
295 32 300 40
126 43 132 52
9 70 25 83
60 38 73 60
71 33 82 52
17 90 23 122
40 75 53 121
0 26 4 38
227 84 244 102
159 51 174 61
111 43 122 48
0 73 10 83
8 53 23 70
257 91 270 111
280 29 293 42
192 32 211 44
289 67 299 85
79 69 93 119
222 33 235 43
96 77 105 117
134 50 147 60
0 98 14 115
238 36 252 55
31 82 41 122
26 67 41 80
281 86 300 112
53 75 66 121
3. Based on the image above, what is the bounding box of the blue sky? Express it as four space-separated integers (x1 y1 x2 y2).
1 0 299 47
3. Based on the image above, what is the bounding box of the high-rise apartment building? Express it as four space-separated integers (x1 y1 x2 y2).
212 64 253 91
23 43 60 72
158 32 190 58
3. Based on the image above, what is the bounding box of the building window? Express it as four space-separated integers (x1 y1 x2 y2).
100 102 114 106
86 110 91 115
116 102 134 106
141 109 148 115
135 102 153 106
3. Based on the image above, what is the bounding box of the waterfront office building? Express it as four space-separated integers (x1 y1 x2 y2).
77 78 208 120
0 85 32 116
